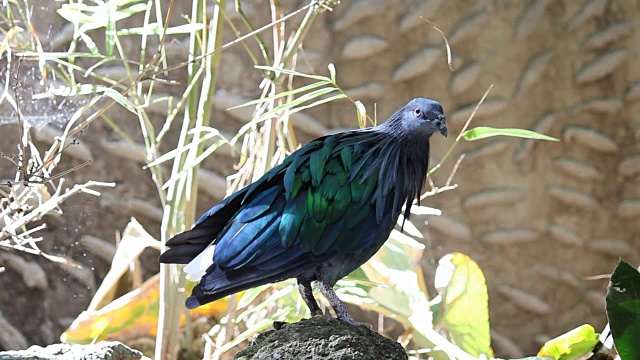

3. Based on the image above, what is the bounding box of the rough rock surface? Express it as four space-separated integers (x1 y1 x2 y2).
0 341 144 360
232 317 407 360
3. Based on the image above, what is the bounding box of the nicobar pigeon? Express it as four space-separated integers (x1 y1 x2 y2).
159 98 447 327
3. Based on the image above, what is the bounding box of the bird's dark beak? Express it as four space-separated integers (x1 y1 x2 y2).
433 115 447 137
439 124 448 137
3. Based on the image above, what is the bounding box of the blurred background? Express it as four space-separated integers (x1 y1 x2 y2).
0 0 638 358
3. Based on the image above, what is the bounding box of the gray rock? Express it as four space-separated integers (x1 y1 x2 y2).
233 316 407 360
0 341 144 360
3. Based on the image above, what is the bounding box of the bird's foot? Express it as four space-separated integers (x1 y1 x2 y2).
337 315 373 330
317 280 373 329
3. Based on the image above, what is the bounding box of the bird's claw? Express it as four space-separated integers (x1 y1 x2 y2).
338 316 373 330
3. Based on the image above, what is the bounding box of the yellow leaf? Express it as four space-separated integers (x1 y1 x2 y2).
61 274 228 343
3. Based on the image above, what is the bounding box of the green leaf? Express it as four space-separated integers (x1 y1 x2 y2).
606 260 640 360
434 253 493 357
84 56 117 76
219 306 293 353
328 63 337 83
105 2 116 56
355 100 366 129
287 93 346 116
57 3 94 26
252 87 339 123
15 52 107 59
44 84 135 113
117 22 206 36
254 65 331 82
228 80 331 110
146 130 220 168
43 84 101 97
462 127 559 142
236 285 270 310
338 275 386 289
235 286 295 323
59 1 149 35
159 138 229 191
537 324 599 360
79 33 100 55
185 139 229 171
103 88 137 114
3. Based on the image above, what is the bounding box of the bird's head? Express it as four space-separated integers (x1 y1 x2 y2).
401 98 447 137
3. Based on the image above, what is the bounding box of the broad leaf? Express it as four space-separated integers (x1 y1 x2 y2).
61 219 226 344
341 230 428 320
61 274 228 343
463 127 558 141
87 218 161 311
537 324 599 360
434 253 493 357
606 260 640 360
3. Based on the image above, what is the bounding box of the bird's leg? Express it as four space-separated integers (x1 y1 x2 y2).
297 279 322 316
318 281 372 329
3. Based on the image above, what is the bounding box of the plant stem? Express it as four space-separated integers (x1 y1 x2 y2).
156 1 225 359
428 84 493 176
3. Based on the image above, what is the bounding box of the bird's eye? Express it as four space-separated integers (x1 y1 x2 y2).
414 107 422 118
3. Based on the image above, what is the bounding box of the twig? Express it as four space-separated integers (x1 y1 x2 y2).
583 274 611 280
420 154 465 201
421 17 454 71
445 153 465 187
11 57 31 186
144 3 313 82
13 223 47 239
237 0 270 61
420 184 458 200
427 175 435 189
1 181 114 237
219 4 261 68
428 84 493 176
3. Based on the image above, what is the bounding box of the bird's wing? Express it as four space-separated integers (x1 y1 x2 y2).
195 130 395 269
281 132 394 256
